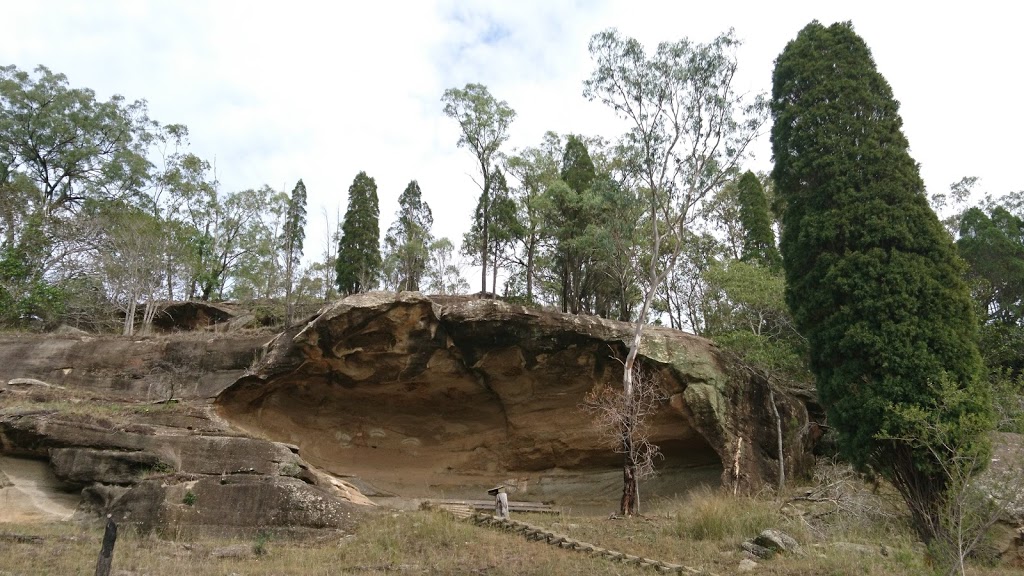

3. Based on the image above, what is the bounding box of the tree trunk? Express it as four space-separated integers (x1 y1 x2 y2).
620 454 638 516
769 388 785 493
525 236 535 303
480 185 489 294
141 297 156 336
565 261 573 311
491 247 499 294
123 297 137 336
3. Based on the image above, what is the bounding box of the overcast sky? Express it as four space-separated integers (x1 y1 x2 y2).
3 1 1021 292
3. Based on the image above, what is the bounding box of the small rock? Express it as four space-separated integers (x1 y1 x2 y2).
742 540 775 559
738 558 759 572
754 528 800 554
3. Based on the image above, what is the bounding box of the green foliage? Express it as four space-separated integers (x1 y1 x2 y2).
706 260 809 384
336 171 381 294
0 242 66 327
0 65 156 327
252 530 271 556
282 180 308 270
215 186 288 301
281 179 307 323
424 237 468 295
771 21 993 543
879 374 1007 574
957 205 1024 325
182 490 197 506
0 65 153 217
978 323 1024 376
736 171 781 268
442 83 516 292
382 180 433 292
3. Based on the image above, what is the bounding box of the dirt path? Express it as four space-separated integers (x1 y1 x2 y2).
0 456 80 522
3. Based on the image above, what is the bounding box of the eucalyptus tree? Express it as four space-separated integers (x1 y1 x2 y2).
0 65 156 323
504 134 562 303
205 185 284 301
441 83 515 292
425 237 468 295
584 28 764 514
382 180 433 292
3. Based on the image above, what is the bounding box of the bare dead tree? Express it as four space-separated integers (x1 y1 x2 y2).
582 363 668 514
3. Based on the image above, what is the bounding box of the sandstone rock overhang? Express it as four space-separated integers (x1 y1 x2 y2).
217 292 812 498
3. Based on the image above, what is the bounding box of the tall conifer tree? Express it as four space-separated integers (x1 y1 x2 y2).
281 179 307 323
771 21 992 543
735 171 780 268
336 172 381 295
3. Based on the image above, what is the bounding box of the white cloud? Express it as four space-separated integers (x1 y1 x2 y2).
2 0 1021 293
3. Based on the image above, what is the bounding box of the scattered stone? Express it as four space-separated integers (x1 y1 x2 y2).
5 377 64 390
754 528 801 554
742 540 775 560
738 558 759 572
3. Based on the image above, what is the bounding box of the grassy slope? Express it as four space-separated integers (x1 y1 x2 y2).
1 484 1019 576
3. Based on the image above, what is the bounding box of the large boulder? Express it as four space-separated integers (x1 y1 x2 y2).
217 292 814 498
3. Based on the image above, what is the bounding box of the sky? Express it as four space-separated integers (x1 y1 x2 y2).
2 1 1021 292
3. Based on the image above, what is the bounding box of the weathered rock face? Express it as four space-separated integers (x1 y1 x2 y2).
0 346 368 535
217 292 813 498
0 332 266 401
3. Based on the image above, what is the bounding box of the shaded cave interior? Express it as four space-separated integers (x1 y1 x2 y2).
218 315 725 503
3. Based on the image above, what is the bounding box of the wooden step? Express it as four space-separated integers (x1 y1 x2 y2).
425 498 555 513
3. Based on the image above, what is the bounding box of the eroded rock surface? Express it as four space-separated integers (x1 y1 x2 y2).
0 332 266 401
0 343 367 536
217 292 813 499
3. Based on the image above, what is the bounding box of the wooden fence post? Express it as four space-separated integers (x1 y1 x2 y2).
94 515 118 576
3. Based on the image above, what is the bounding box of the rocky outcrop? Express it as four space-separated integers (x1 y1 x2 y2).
0 292 817 535
0 332 266 401
217 292 813 498
0 342 368 532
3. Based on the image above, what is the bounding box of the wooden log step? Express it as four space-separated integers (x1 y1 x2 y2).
428 499 554 512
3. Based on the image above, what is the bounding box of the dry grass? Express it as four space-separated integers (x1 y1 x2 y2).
1 471 1020 575
0 512 650 576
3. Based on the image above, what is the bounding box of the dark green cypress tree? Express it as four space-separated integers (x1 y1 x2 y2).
736 171 780 268
336 172 381 295
560 135 596 195
771 21 992 543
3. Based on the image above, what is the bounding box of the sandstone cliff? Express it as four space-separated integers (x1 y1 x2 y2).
217 292 814 500
1 292 817 535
